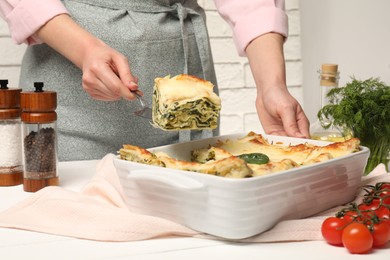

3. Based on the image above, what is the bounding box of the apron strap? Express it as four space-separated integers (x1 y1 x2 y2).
172 2 214 142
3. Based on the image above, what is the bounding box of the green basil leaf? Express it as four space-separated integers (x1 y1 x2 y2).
237 153 269 165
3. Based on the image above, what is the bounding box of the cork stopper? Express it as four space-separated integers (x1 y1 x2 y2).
320 64 339 87
20 82 57 123
322 64 338 75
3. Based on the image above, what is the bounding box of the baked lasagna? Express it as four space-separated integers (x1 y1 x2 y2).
119 132 361 178
152 74 221 131
191 132 360 177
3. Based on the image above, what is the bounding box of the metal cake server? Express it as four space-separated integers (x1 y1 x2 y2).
133 92 152 119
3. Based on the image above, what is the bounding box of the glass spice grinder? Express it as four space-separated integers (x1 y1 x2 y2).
20 82 58 192
0 79 23 186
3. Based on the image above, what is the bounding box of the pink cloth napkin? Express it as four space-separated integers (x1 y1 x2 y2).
0 154 388 242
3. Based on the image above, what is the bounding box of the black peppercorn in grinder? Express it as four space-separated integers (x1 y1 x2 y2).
20 82 58 192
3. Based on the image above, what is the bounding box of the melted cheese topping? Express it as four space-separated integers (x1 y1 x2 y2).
210 132 360 165
155 74 221 106
119 132 361 178
214 133 312 164
119 144 252 178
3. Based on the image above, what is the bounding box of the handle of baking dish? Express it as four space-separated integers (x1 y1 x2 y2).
126 170 205 191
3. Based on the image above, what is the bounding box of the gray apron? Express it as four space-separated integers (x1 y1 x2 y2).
19 0 219 161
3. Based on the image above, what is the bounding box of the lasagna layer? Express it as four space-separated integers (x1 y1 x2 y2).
152 74 221 131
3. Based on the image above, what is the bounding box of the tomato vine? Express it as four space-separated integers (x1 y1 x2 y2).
321 182 390 254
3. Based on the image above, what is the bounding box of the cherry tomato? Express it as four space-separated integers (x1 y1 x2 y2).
321 217 347 245
377 183 390 205
377 207 390 229
359 199 381 213
372 222 390 247
342 210 361 223
379 190 390 205
381 183 390 190
376 206 390 219
342 222 373 254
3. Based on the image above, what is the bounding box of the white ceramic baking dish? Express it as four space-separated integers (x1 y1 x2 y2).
113 134 370 239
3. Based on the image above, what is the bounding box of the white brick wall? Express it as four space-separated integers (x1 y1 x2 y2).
0 0 303 136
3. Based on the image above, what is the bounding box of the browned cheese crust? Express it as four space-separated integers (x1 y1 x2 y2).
119 132 361 178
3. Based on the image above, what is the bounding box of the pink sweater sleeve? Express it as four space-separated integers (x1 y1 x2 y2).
0 0 69 45
214 0 288 56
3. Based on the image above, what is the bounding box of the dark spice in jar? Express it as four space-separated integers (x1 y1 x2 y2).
24 127 56 178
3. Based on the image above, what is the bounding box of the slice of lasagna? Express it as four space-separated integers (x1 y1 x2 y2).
152 74 221 131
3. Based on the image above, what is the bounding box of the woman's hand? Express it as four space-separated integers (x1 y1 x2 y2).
246 33 310 138
256 86 309 138
80 39 138 101
36 14 138 101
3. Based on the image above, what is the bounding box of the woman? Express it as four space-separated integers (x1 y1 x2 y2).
0 0 309 161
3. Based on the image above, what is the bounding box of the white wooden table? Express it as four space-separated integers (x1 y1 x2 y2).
0 160 389 259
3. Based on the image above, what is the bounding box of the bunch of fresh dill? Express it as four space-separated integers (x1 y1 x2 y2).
318 77 390 174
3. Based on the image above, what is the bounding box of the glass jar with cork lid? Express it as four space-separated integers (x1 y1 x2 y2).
0 79 23 186
21 82 58 192
310 64 353 142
